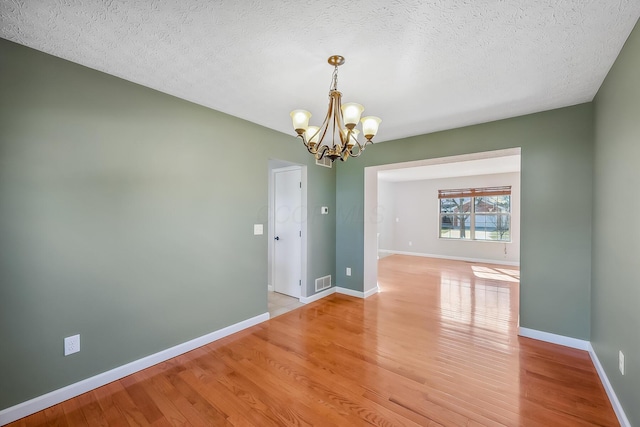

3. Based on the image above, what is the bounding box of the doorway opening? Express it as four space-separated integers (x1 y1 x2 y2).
364 148 521 324
268 160 307 317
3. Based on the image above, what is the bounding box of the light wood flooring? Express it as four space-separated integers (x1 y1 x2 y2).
268 291 304 318
9 255 618 426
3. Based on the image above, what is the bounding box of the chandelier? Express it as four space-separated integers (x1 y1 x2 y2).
290 55 381 162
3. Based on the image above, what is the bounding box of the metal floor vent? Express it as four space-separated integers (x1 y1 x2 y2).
315 275 332 292
316 156 332 168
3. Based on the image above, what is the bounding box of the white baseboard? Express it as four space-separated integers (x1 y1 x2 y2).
363 286 379 298
267 284 274 292
336 286 379 299
518 327 590 350
336 286 364 298
378 249 520 266
0 312 270 426
300 287 336 304
588 343 631 427
518 328 630 426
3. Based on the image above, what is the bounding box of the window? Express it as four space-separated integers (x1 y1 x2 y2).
438 186 511 241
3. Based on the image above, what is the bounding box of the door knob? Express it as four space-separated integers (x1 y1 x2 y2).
274 236 280 240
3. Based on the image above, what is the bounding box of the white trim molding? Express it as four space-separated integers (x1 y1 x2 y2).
518 328 630 426
300 286 336 304
378 249 520 267
588 343 631 427
0 312 270 426
297 286 380 300
336 286 379 299
518 327 590 350
363 286 380 298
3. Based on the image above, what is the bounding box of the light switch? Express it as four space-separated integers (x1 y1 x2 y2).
253 224 263 235
321 207 329 214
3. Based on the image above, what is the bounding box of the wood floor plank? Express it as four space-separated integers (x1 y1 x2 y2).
90 382 129 425
7 255 619 426
119 372 166 424
177 369 268 427
165 367 232 425
232 348 370 426
42 402 68 427
60 394 88 426
227 336 419 427
146 371 219 426
130 369 190 426
76 391 110 426
107 380 151 426
212 347 333 426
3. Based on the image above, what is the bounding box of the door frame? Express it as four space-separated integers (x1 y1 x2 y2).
268 161 307 299
363 148 521 295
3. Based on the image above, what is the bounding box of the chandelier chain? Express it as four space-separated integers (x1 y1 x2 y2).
330 65 339 92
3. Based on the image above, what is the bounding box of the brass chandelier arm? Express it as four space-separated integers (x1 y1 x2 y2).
332 91 349 146
348 139 371 158
300 135 316 154
303 89 352 161
298 132 333 161
316 144 330 160
338 139 365 162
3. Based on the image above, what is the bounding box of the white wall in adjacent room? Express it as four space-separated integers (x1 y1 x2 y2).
378 172 520 264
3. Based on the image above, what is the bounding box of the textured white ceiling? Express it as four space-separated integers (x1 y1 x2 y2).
1 1 639 143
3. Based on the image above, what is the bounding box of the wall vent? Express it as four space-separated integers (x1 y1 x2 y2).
316 156 332 168
315 275 332 292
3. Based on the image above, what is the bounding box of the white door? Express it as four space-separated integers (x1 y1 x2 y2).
273 167 302 298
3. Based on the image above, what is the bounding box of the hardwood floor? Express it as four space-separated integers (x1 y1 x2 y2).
9 255 618 426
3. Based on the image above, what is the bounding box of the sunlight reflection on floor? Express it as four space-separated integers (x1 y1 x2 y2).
472 265 520 282
440 264 519 333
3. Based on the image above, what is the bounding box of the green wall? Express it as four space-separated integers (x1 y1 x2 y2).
592 19 640 426
336 104 594 340
0 38 335 410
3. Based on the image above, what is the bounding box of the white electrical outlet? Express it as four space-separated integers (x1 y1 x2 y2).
619 351 625 375
346 267 351 276
64 334 80 356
